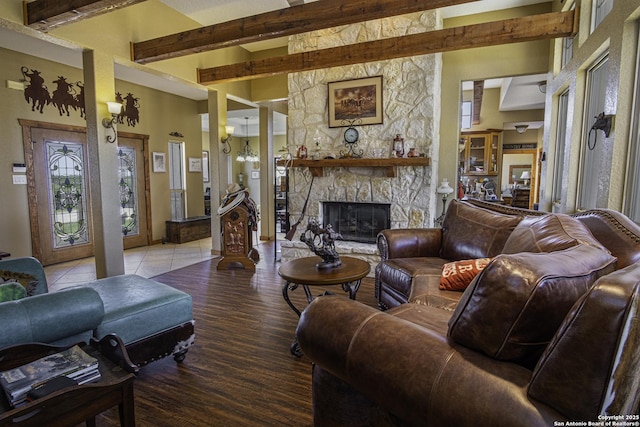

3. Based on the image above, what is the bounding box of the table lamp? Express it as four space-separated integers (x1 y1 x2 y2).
520 170 531 187
435 179 454 227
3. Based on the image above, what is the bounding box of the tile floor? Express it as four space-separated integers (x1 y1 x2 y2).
45 238 216 291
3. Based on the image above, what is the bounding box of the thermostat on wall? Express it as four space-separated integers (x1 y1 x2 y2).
12 163 26 173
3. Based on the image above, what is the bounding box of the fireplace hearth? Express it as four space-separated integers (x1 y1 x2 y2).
322 202 391 244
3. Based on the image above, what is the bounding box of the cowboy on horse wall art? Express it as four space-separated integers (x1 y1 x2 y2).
20 66 141 126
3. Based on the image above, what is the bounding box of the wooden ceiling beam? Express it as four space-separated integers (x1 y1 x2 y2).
197 10 577 85
24 0 147 32
132 0 481 64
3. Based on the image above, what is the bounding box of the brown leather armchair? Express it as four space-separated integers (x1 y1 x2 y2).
297 200 640 426
298 261 640 425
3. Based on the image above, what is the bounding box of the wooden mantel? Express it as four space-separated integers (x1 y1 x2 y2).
276 157 431 177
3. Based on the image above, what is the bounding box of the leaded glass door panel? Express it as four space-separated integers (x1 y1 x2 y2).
118 136 148 249
31 127 94 265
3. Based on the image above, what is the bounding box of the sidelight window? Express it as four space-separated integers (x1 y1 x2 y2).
552 90 570 211
626 26 640 222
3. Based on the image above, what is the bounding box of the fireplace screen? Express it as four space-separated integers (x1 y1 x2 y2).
322 202 391 243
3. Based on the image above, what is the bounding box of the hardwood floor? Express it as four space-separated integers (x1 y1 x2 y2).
94 241 378 426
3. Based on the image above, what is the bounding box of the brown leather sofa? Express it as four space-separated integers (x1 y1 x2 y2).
296 199 640 426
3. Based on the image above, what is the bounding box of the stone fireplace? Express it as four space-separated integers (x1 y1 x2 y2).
280 164 433 276
281 10 443 275
321 201 390 244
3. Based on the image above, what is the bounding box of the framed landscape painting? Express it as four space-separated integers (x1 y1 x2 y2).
328 76 383 128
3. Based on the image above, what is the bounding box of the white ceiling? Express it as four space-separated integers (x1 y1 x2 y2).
4 0 550 129
462 73 548 130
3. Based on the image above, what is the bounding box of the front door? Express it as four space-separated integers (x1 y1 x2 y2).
20 120 151 265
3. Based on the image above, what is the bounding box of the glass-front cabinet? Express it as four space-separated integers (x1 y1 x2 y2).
458 130 502 198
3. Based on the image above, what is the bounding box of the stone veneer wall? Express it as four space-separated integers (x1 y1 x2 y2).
282 11 443 268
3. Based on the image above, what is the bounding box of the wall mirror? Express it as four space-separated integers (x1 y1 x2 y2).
508 164 531 184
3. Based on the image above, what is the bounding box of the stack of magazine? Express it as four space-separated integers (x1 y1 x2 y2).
0 345 101 407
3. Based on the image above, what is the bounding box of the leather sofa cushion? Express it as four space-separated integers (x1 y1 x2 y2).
528 262 640 420
440 200 522 261
409 275 462 311
448 245 617 369
502 214 608 254
376 257 447 302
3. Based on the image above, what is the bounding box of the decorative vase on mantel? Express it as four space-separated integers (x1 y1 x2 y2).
393 134 405 158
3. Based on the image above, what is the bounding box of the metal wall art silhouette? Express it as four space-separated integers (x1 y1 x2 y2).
22 67 50 114
51 76 78 116
120 92 140 127
20 67 141 127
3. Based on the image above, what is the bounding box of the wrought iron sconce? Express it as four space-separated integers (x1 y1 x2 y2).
102 102 122 143
538 81 547 93
221 125 235 154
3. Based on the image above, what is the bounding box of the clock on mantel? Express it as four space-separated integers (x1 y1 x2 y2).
276 157 430 177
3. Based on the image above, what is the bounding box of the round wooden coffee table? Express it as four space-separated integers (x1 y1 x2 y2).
279 256 370 356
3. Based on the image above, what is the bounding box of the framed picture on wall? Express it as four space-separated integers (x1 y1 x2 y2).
202 151 210 182
328 76 383 128
152 152 166 173
188 157 202 172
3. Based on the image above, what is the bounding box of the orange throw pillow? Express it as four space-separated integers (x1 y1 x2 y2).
440 258 492 291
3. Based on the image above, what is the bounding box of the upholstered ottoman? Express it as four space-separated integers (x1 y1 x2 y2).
79 274 195 372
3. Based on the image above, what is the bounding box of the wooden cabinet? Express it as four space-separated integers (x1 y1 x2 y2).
274 157 289 262
459 131 501 176
275 167 289 234
458 131 503 200
511 188 530 208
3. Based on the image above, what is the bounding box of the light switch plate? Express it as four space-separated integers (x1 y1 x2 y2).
12 175 27 185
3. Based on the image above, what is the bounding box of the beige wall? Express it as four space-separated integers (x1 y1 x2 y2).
0 47 203 257
440 4 552 202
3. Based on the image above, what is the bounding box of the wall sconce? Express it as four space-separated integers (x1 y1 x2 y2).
538 81 547 93
434 178 454 227
102 101 122 143
520 170 531 187
221 125 234 154
514 124 529 134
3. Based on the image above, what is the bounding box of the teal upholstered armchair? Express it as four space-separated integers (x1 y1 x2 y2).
0 256 195 371
0 257 105 349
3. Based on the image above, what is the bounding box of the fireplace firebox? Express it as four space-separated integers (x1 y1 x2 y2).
322 202 391 244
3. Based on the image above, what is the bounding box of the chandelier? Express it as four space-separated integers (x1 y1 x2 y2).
236 117 259 163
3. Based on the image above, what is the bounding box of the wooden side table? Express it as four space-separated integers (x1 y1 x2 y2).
0 342 135 427
279 256 370 356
